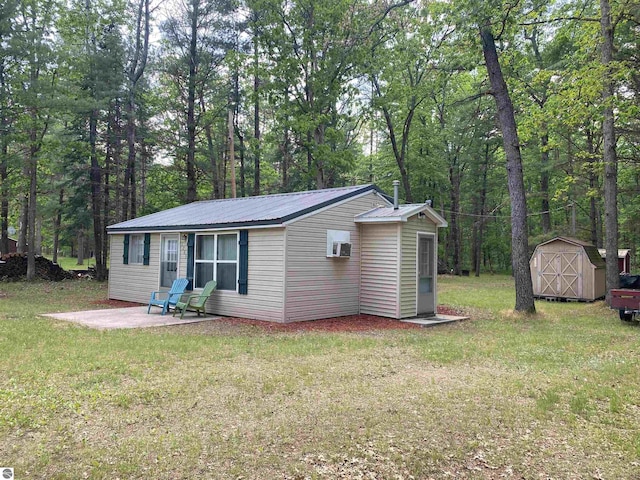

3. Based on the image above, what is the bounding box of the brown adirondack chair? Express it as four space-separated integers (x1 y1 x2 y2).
173 280 217 319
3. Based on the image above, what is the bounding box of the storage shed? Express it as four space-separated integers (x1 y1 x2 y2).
106 184 448 323
598 248 631 274
0 238 17 255
530 237 606 301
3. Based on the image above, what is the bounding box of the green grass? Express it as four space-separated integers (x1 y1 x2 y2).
53 256 100 271
1 276 640 479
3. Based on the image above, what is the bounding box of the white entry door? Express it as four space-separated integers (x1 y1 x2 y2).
417 234 435 316
160 235 179 288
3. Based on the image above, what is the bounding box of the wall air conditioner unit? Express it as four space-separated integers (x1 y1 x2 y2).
332 242 352 257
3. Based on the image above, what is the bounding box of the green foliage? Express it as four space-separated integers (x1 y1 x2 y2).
1 0 640 277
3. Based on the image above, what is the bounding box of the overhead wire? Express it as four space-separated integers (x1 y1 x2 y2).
436 202 575 219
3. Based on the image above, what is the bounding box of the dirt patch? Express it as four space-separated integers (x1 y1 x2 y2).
437 305 463 316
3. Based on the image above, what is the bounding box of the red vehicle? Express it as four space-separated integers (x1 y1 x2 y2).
611 274 640 322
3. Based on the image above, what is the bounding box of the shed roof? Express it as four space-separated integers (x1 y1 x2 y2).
354 203 448 227
597 248 631 259
535 236 605 267
107 184 388 233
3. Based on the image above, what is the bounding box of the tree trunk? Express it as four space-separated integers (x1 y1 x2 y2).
238 128 245 197
52 188 63 264
124 0 150 219
228 109 236 198
185 0 199 204
480 26 535 313
472 144 489 276
18 172 28 253
539 131 551 233
449 162 462 275
0 132 8 255
0 58 9 255
600 0 619 303
124 88 136 220
585 129 599 246
565 133 577 237
306 131 314 189
89 109 106 280
280 127 291 191
526 28 552 234
34 217 42 255
373 75 414 202
140 135 149 211
77 230 85 265
0 150 7 254
205 122 220 199
26 107 38 280
253 37 260 196
314 124 326 189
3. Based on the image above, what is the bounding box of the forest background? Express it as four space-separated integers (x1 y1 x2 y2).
0 0 638 291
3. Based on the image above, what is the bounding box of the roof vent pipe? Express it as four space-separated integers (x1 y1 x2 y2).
393 180 399 210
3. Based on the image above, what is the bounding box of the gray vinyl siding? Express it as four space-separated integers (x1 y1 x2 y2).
178 228 285 322
400 216 437 318
108 234 161 303
359 223 399 318
284 192 381 322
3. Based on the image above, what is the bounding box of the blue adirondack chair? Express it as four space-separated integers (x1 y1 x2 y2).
147 278 189 315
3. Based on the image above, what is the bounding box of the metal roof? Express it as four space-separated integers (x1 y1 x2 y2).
355 204 448 227
107 184 385 233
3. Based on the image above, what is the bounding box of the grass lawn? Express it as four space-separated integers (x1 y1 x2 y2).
52 256 100 271
1 275 639 479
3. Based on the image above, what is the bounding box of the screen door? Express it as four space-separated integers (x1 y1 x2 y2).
417 235 435 315
160 235 179 288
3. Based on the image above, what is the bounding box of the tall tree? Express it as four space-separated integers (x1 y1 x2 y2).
123 0 151 220
366 2 455 203
0 0 17 255
479 21 535 312
17 0 57 280
253 0 367 189
600 0 618 302
160 0 234 203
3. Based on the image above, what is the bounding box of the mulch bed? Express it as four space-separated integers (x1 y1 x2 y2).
219 305 464 333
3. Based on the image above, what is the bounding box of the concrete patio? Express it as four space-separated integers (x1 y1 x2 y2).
43 306 221 330
401 314 469 327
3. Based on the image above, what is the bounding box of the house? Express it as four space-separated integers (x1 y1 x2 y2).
106 183 447 323
597 248 631 274
530 237 606 301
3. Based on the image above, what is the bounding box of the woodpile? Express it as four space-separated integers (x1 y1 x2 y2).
0 253 75 281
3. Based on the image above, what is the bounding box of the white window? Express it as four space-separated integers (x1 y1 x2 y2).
129 234 145 264
195 233 238 291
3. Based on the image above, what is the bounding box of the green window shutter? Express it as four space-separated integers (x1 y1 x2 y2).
238 230 248 295
186 233 195 290
143 233 151 265
123 234 130 264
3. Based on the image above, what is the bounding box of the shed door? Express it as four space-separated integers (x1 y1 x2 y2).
537 250 583 298
417 235 435 315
